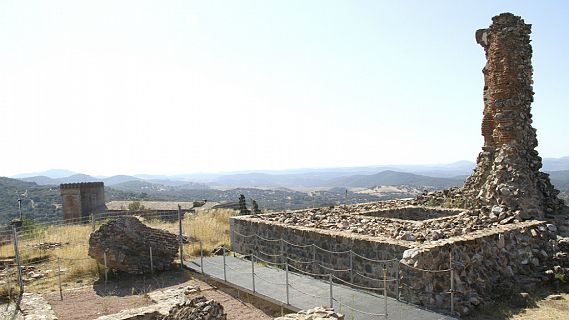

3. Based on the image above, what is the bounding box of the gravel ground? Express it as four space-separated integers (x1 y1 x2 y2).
0 302 23 320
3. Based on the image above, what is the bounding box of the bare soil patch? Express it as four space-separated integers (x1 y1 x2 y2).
45 270 270 320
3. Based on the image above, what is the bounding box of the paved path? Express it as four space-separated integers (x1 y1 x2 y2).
185 256 455 320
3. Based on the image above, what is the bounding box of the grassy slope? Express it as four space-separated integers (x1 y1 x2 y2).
0 209 235 298
0 177 62 225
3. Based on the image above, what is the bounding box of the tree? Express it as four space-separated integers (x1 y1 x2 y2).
128 201 145 211
238 194 250 215
251 199 261 215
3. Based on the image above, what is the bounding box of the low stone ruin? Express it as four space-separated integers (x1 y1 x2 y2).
88 216 179 274
275 307 344 320
162 296 226 320
230 13 569 317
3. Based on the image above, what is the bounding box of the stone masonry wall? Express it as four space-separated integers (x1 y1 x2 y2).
60 182 105 220
231 214 556 315
400 219 554 314
461 13 564 218
230 215 411 295
89 217 179 274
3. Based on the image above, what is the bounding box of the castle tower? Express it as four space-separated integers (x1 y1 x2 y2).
462 13 563 219
60 182 105 221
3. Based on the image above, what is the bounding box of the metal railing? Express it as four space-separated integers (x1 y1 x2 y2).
192 229 456 318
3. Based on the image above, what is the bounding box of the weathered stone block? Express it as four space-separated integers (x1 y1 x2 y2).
88 217 179 274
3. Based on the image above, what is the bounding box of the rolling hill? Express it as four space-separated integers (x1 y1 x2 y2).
0 177 62 225
328 170 466 189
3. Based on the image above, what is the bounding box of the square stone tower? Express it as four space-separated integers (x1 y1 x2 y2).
60 182 105 221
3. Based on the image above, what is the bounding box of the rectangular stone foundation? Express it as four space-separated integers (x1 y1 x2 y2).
356 206 464 220
230 213 550 315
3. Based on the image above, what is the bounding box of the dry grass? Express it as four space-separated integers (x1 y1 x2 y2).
184 209 234 255
142 208 236 257
510 293 569 320
0 209 236 298
465 285 569 320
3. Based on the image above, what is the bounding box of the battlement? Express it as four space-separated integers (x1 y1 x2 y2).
60 182 105 220
60 182 104 190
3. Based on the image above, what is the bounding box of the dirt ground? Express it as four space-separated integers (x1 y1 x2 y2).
44 270 271 320
465 284 569 320
17 269 569 320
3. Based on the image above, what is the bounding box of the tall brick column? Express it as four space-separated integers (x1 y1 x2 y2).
462 13 563 219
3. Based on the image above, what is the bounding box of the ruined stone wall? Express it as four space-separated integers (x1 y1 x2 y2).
230 215 410 294
89 216 179 274
462 13 563 218
60 182 105 220
400 219 554 314
231 214 556 315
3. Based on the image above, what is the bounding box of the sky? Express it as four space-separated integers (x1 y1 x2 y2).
1 1 568 177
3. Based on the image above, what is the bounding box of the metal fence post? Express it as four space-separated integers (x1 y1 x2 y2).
103 251 108 287
91 213 96 232
6 267 11 300
329 273 333 308
178 205 184 267
57 257 63 301
12 225 23 296
285 259 290 305
349 249 354 283
280 239 284 263
312 244 317 272
396 261 400 301
450 251 454 315
383 264 388 319
200 241 204 274
222 247 227 282
251 255 256 293
149 246 154 274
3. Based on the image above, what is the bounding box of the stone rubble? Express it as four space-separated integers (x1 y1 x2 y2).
544 236 569 284
254 206 510 243
19 292 58 320
274 307 344 320
161 295 226 320
31 242 62 250
89 216 179 274
97 286 201 320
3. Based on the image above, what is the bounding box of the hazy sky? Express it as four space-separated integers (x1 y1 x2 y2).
1 1 568 177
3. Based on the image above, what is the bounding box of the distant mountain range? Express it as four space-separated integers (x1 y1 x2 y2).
19 174 209 189
9 157 569 190
2 158 569 225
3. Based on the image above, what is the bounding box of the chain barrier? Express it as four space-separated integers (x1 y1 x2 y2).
1 210 455 318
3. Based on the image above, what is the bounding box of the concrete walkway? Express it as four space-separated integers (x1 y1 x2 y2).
185 256 455 320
